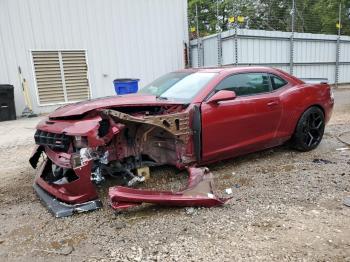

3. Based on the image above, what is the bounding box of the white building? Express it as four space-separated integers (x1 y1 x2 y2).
0 0 188 115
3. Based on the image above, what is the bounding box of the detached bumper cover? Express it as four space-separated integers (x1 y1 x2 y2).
30 145 99 204
109 167 231 210
33 183 102 218
30 146 102 217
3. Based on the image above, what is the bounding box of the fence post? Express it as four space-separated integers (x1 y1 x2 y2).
289 35 294 75
335 37 340 87
216 0 221 67
196 39 202 68
289 0 295 75
217 33 222 66
201 39 205 67
194 4 202 68
234 26 238 66
335 3 342 88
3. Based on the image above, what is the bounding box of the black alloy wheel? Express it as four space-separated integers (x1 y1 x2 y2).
292 107 325 151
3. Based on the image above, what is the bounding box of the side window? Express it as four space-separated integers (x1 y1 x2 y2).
215 73 271 96
270 75 288 90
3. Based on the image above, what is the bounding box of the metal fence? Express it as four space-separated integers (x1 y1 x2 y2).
189 28 350 86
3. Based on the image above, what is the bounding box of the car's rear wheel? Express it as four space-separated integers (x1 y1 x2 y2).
292 106 325 151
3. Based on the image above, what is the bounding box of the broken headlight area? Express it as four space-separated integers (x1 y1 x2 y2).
73 136 88 149
70 146 151 187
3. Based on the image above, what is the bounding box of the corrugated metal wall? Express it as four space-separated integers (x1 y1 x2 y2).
0 0 188 115
190 29 350 84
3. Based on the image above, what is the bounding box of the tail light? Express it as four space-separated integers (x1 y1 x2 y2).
329 87 334 102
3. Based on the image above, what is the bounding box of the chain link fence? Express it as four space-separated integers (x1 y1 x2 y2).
188 0 350 86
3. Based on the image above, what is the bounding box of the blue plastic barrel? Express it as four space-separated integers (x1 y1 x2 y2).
113 78 139 95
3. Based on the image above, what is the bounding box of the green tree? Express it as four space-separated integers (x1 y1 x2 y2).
312 0 350 35
188 0 350 37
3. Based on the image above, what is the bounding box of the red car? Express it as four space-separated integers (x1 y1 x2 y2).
29 67 334 217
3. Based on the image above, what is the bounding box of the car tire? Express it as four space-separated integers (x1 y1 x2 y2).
292 106 325 152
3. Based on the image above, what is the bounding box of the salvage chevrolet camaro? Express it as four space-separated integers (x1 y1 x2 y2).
29 67 334 217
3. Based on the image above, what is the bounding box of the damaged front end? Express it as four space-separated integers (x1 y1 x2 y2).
30 105 229 217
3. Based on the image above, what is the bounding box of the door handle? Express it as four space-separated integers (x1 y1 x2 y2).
267 101 279 107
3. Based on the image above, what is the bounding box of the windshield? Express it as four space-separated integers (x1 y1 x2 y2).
139 72 217 102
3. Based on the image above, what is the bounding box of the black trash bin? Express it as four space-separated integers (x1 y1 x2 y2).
0 85 16 121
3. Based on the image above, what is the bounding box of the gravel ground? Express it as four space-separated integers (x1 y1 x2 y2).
0 89 350 262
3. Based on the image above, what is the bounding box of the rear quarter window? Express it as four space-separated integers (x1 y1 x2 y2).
270 75 288 90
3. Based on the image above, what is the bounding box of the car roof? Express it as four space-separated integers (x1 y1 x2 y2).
176 66 280 74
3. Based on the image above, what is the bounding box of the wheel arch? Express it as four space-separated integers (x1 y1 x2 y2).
292 104 325 134
309 104 325 117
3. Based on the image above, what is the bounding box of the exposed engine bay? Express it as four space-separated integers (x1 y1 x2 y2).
29 104 230 217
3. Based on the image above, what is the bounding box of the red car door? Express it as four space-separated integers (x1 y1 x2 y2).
201 72 283 162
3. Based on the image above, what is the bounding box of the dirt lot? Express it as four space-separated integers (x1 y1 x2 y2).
1 89 350 262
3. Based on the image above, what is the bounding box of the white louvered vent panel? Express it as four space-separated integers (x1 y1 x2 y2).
61 51 90 102
32 50 90 105
32 51 65 104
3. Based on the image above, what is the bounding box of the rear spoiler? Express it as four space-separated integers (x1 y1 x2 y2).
300 78 329 84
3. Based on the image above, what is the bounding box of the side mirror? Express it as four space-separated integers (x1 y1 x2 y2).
207 90 236 104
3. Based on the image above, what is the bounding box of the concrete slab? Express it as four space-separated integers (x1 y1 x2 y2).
0 116 44 149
